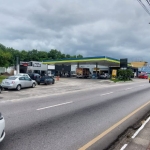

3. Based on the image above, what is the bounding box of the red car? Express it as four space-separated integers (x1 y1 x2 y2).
138 74 148 79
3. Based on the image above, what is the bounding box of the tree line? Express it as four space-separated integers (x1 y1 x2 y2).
0 43 83 67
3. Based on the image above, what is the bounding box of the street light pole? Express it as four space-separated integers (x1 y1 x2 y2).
16 56 20 74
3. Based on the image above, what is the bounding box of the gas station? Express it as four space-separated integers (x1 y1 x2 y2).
42 56 134 78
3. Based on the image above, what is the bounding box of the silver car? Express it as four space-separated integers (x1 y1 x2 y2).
1 76 36 91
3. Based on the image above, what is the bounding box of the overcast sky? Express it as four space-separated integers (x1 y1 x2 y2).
0 0 150 62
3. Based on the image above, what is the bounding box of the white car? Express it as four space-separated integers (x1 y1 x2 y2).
0 112 5 142
15 73 31 78
1 76 36 91
99 73 110 79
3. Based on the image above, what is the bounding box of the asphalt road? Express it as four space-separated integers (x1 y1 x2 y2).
0 79 150 150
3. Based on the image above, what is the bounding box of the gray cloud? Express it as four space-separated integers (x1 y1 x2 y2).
0 0 150 62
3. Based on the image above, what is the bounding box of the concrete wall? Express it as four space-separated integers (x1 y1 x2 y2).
0 67 14 74
0 67 5 74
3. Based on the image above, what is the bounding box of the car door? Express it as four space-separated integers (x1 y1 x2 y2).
19 77 26 88
24 77 32 87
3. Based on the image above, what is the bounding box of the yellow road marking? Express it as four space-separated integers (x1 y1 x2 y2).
78 101 150 150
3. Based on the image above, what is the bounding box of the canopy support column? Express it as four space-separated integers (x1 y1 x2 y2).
77 63 80 68
96 62 98 78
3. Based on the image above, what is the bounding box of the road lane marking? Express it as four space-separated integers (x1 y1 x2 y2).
139 84 146 87
78 101 150 150
120 116 150 150
120 144 128 150
37 101 73 111
0 83 149 104
101 92 113 96
132 116 150 138
125 87 133 90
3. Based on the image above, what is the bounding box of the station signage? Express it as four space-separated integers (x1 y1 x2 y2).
112 69 117 79
20 62 30 66
33 63 41 67
120 58 128 68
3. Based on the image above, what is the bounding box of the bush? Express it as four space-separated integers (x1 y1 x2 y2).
117 69 133 81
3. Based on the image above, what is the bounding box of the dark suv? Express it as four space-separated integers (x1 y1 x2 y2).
28 73 41 82
36 76 55 85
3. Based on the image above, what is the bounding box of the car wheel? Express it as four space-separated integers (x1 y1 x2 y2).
0 88 1 93
32 83 36 88
52 80 55 84
16 85 21 91
38 82 40 85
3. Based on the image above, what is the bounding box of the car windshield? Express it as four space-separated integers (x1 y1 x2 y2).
17 74 27 76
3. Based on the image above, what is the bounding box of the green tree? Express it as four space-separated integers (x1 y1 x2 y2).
118 69 133 81
20 50 28 61
71 55 77 58
77 54 83 58
38 51 48 61
0 49 12 67
65 54 71 58
0 44 6 51
48 49 62 60
0 43 85 65
30 49 39 61
61 54 66 59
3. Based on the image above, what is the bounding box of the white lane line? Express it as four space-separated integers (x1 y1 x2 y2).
132 116 150 139
120 144 128 150
37 101 73 111
101 92 113 96
139 84 146 87
125 87 133 90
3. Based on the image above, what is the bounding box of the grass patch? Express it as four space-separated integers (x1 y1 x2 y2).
0 75 7 84
111 78 132 83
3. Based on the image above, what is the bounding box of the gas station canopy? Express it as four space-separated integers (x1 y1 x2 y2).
42 56 121 67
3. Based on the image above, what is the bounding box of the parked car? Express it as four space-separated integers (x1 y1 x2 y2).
0 85 2 93
37 76 55 85
1 76 36 91
138 74 148 79
28 73 41 82
0 112 5 142
15 73 31 78
99 73 110 79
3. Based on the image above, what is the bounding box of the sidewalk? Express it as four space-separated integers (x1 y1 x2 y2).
122 117 150 150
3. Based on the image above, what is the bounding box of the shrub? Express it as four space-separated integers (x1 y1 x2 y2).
117 69 133 81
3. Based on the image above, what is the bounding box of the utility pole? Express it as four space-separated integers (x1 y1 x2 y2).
16 56 20 74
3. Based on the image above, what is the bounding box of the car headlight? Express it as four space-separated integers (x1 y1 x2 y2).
0 112 3 120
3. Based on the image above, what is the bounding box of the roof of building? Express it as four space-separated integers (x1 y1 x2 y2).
42 56 122 67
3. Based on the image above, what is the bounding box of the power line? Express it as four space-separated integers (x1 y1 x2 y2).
137 0 150 15
146 0 150 6
137 0 150 16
